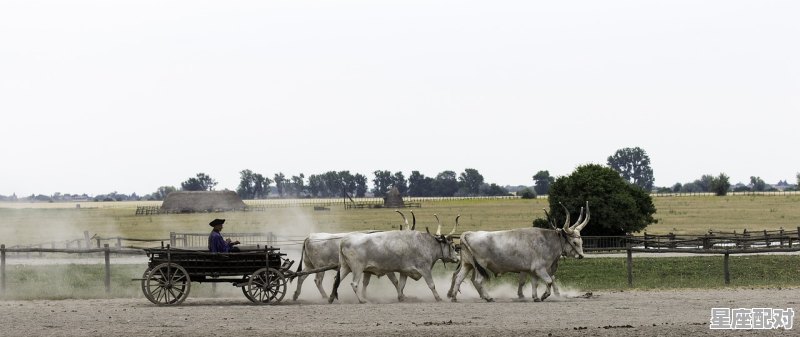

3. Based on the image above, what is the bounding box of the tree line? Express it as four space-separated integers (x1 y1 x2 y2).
156 168 513 201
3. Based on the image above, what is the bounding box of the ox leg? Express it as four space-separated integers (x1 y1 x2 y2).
534 268 554 302
447 264 472 302
395 274 408 302
361 273 372 300
350 269 366 304
292 271 309 301
550 261 561 297
328 265 350 304
530 272 542 302
385 272 399 288
471 269 494 302
314 271 328 299
516 273 527 299
422 271 443 302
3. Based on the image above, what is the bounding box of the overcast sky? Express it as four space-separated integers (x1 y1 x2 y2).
1 0 798 197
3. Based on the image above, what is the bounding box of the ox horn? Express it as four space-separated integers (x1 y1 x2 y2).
395 210 408 230
448 215 460 237
573 201 590 232
559 202 574 235
410 210 416 231
435 214 442 236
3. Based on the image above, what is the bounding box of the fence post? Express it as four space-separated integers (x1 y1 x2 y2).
96 237 101 249
764 230 770 247
84 231 91 251
116 238 121 248
170 232 176 248
723 252 730 285
1 244 5 295
104 244 111 294
626 247 633 287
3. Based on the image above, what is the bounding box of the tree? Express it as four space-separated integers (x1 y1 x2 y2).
237 170 270 199
433 171 459 196
372 170 393 197
671 183 682 193
710 173 730 196
480 183 509 196
308 174 323 197
606 147 655 191
354 173 368 197
532 170 555 195
458 168 484 196
517 187 536 199
290 174 306 197
339 171 356 197
548 164 656 236
274 173 287 197
796 172 800 188
696 174 714 192
181 173 217 191
750 176 766 191
153 186 177 200
409 171 434 197
392 171 408 196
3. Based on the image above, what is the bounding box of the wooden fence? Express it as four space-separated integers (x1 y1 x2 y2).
2 227 799 296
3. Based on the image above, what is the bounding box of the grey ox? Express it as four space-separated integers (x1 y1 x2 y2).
292 231 401 301
448 202 590 302
292 211 413 301
328 217 460 304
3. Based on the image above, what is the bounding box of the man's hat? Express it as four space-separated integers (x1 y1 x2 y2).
209 219 225 226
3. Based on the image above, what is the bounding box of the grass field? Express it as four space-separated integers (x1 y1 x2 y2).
2 195 800 245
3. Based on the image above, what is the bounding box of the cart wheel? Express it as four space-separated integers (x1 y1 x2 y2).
140 269 152 302
144 263 191 306
246 268 287 304
241 275 255 302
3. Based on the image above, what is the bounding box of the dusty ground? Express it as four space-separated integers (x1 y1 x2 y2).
2 288 797 337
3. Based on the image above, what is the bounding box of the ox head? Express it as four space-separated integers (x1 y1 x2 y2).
558 201 590 259
433 214 460 263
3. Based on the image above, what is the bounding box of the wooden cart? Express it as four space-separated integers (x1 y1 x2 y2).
139 245 303 305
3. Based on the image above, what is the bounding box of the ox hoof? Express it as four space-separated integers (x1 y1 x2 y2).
533 298 541 302
450 298 458 303
484 298 495 303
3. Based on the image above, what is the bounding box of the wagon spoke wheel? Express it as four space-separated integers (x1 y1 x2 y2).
140 269 152 302
241 275 255 302
144 263 191 306
246 268 287 305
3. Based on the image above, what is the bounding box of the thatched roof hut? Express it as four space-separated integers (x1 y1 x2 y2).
161 191 246 213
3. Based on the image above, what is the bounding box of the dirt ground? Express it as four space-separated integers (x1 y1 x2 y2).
2 287 797 337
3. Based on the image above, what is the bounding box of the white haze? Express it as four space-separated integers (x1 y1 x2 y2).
1 0 799 197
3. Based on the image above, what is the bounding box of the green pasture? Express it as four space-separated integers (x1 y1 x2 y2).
2 195 800 245
1 255 797 300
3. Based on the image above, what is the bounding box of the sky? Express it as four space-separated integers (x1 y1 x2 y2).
1 0 798 197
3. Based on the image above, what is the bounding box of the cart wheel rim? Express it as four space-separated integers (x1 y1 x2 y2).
246 268 287 304
144 262 191 306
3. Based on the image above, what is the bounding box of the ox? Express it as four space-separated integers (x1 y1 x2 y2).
328 216 459 304
448 202 590 302
514 206 586 300
292 211 411 301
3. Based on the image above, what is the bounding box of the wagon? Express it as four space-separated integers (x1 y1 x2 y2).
139 245 322 306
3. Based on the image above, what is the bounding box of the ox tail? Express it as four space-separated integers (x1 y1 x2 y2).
296 238 307 274
461 235 490 280
331 268 341 301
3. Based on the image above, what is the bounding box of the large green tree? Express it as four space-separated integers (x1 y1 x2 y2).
710 173 730 196
607 147 655 191
548 164 656 236
458 168 484 195
750 176 766 191
433 170 459 196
